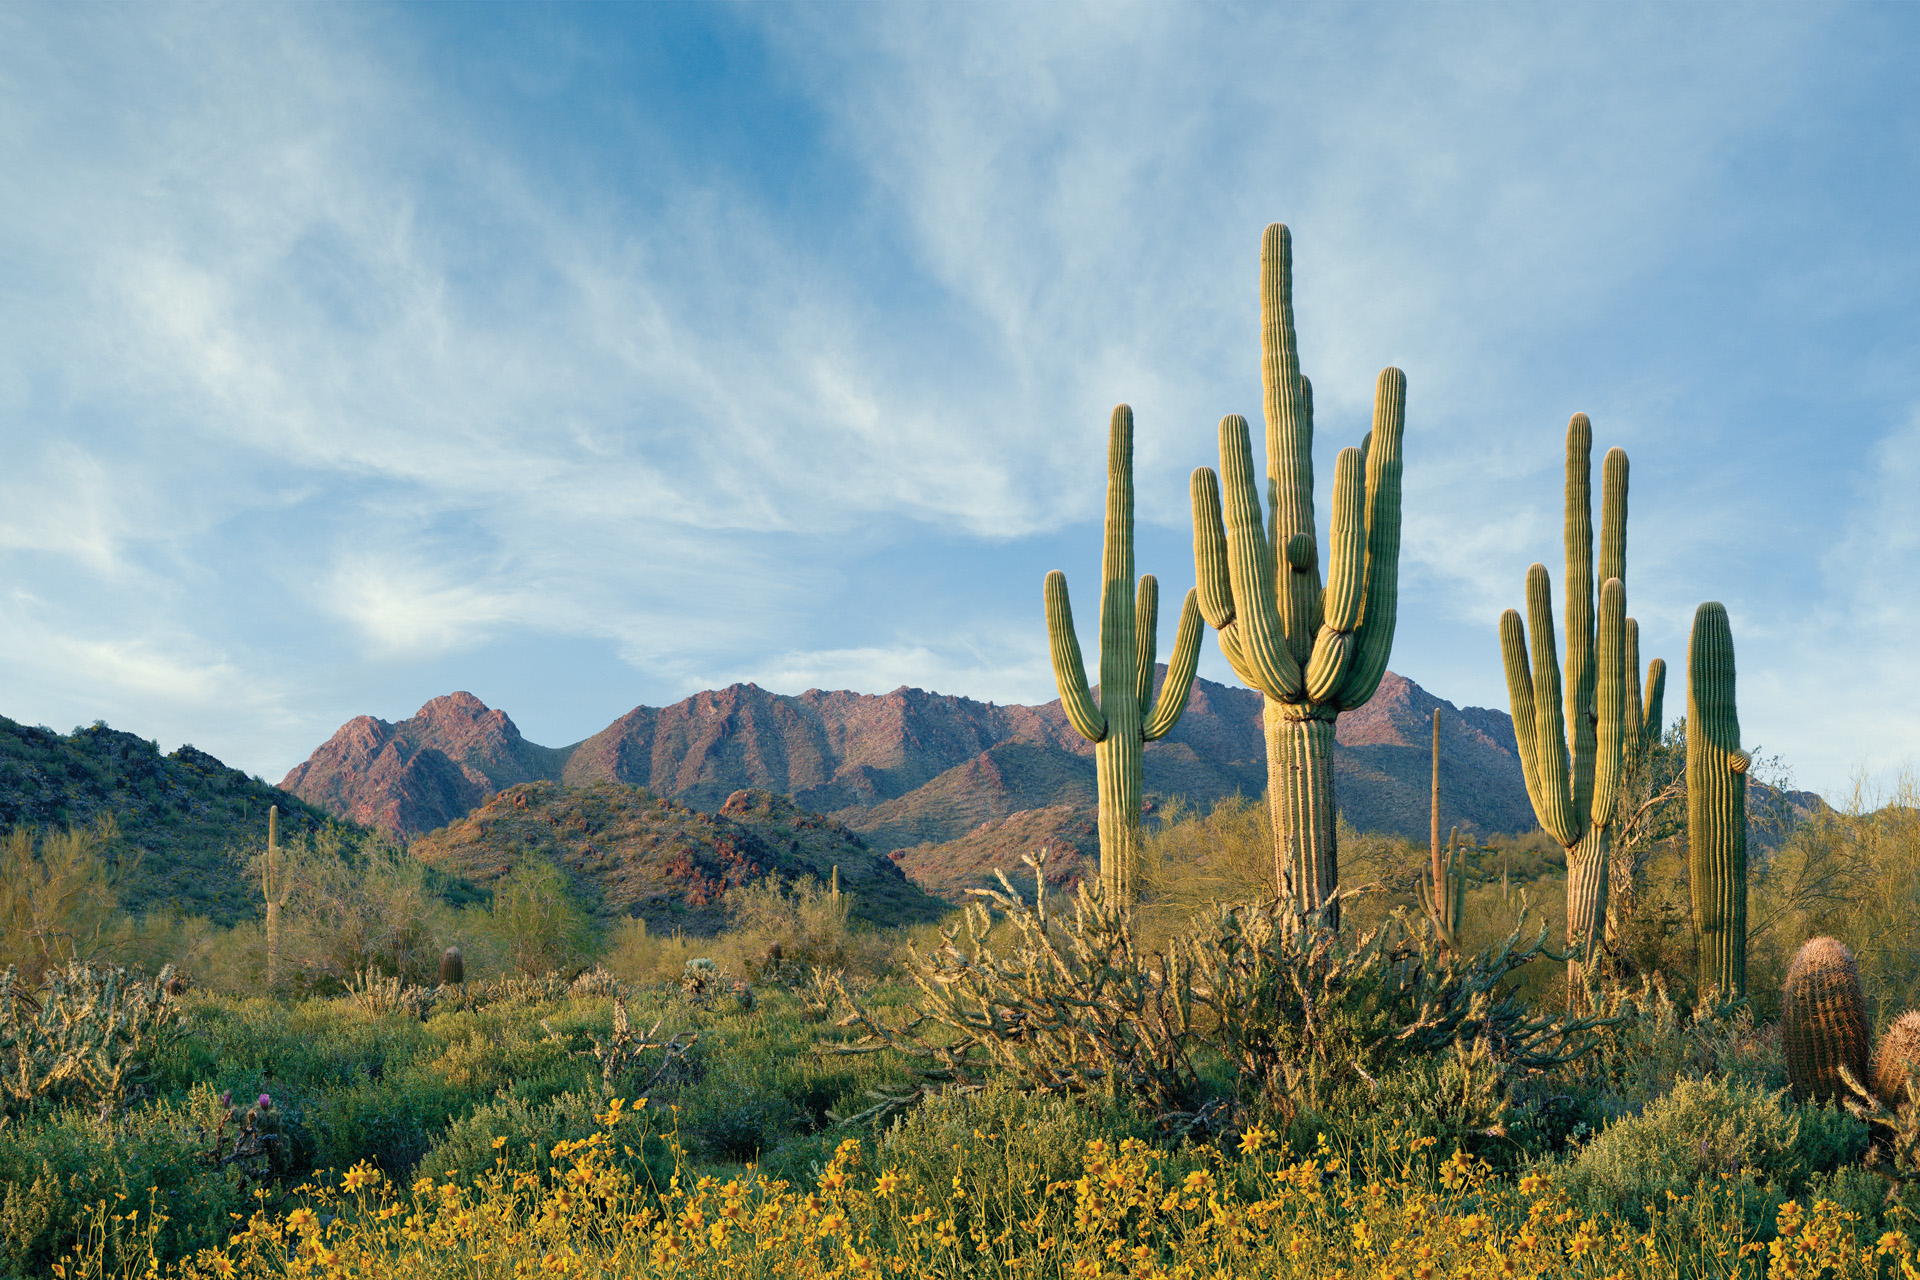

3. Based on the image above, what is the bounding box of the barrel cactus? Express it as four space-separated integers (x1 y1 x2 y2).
1500 416 1662 982
1047 404 1204 907
1782 936 1870 1105
1687 602 1750 998
439 946 465 986
1872 1011 1920 1110
1189 224 1406 924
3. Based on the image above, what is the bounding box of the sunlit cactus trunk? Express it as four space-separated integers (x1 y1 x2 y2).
1190 224 1407 926
1046 405 1204 909
1266 706 1337 909
1687 602 1749 998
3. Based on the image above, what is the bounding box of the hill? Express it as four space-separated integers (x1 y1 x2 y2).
0 717 343 925
409 781 947 934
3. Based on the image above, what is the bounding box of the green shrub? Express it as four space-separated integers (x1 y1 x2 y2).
0 1086 250 1279
1552 1075 1867 1234
677 1058 799 1162
849 1081 1167 1241
414 1090 672 1191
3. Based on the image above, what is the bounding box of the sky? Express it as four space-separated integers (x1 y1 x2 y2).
1 2 1918 802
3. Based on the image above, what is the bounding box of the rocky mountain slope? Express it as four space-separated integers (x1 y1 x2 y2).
410 782 946 934
285 672 1537 857
0 717 343 925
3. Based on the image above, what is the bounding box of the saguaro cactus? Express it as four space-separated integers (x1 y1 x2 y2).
262 805 290 987
1783 936 1870 1105
1047 405 1205 907
1688 602 1750 998
1418 709 1470 949
1189 224 1407 924
1500 416 1662 983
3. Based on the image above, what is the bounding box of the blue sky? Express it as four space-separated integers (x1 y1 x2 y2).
2 2 1917 801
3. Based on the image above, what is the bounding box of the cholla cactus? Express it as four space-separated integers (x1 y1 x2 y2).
571 965 620 997
0 962 182 1113
1189 225 1406 925
1048 405 1204 907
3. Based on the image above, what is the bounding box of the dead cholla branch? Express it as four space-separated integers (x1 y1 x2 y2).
585 995 698 1093
828 851 1618 1130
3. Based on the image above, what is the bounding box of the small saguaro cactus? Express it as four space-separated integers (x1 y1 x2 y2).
439 946 465 986
1500 416 1662 985
1189 224 1406 925
262 805 290 988
1418 709 1470 949
1046 404 1205 908
1782 936 1870 1105
1687 602 1750 998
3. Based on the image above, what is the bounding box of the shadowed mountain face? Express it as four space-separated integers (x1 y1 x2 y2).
283 673 1537 860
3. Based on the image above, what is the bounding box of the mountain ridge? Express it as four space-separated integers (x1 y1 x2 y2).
282 673 1539 859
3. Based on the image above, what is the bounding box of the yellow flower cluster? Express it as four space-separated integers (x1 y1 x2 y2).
60 1104 1920 1280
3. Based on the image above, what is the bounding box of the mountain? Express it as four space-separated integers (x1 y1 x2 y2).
279 691 571 835
0 717 344 925
410 782 947 934
285 672 1536 862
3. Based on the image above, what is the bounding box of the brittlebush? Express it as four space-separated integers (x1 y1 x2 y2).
57 1098 1920 1280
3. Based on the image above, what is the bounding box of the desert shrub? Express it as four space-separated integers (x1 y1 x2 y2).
488 859 599 977
414 1089 672 1191
0 1086 251 1278
1553 980 1787 1139
1552 1075 1869 1234
249 826 459 987
0 819 128 986
678 1058 799 1161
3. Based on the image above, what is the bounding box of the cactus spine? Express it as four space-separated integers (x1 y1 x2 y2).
1782 936 1870 1105
1047 404 1205 907
1501 416 1661 984
1687 602 1750 998
263 805 289 988
1190 224 1406 924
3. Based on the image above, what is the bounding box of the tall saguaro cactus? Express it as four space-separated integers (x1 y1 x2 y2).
1047 405 1205 907
1500 416 1662 983
1190 224 1407 924
263 805 290 987
1688 602 1749 998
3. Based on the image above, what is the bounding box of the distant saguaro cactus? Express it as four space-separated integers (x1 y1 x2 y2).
1687 602 1750 998
1417 709 1469 949
439 946 465 986
1782 936 1870 1105
1189 224 1406 925
1872 1011 1920 1110
1500 416 1663 986
262 805 290 988
1048 405 1204 907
